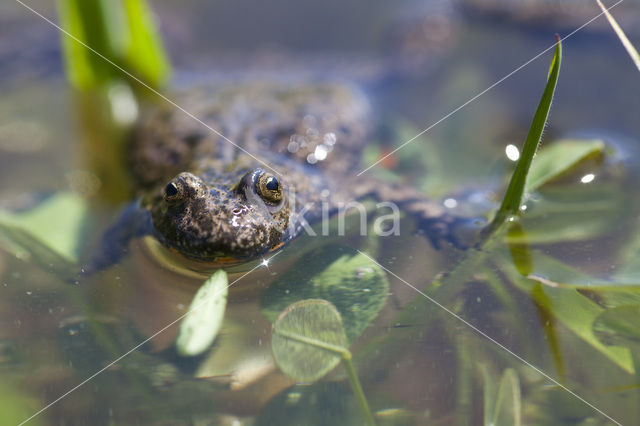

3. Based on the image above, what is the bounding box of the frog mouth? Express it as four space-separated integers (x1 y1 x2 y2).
141 236 264 277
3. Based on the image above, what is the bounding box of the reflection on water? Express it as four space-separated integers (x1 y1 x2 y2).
2 1 640 425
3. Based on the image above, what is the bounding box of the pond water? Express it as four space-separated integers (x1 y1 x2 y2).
2 1 640 425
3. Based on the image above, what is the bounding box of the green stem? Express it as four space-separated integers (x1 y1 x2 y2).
274 329 375 425
455 331 473 426
342 353 376 426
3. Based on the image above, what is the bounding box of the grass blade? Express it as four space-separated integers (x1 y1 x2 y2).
485 37 562 235
596 0 640 72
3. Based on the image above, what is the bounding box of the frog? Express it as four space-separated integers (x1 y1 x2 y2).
91 80 470 271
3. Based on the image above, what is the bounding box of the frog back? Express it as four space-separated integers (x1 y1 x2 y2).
130 81 373 190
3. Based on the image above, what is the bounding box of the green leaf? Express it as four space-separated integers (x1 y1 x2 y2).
593 305 640 347
261 248 389 342
58 0 114 89
122 0 171 89
271 298 375 425
486 37 562 234
0 192 89 264
57 0 170 90
534 285 633 373
526 139 605 191
614 219 640 283
175 269 228 357
513 250 640 291
483 368 522 426
271 299 348 383
501 255 634 373
506 186 626 244
507 222 533 276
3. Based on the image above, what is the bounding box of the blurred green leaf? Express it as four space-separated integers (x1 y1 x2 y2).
614 218 640 283
58 0 112 89
593 305 640 347
597 290 640 312
507 222 533 276
512 251 640 291
122 0 171 88
262 249 389 342
505 175 630 244
0 380 44 426
483 368 522 426
271 299 348 383
0 192 89 264
175 269 228 357
502 255 634 373
58 0 170 90
526 139 605 191
533 285 633 373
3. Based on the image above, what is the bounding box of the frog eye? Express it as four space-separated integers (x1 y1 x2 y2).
163 180 185 204
257 173 283 204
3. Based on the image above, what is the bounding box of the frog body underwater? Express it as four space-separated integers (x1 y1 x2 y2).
95 80 465 270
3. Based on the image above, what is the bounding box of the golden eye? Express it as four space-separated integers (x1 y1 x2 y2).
257 174 282 204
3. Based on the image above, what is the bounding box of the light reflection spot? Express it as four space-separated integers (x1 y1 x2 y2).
443 198 458 208
505 144 520 161
581 173 595 183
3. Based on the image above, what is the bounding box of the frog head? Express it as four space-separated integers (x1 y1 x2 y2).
148 169 291 263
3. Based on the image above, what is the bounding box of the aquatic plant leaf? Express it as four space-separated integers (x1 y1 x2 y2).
483 368 522 426
507 222 533 276
58 0 112 89
261 249 389 342
613 219 640 284
0 192 89 264
535 285 633 373
502 256 634 373
121 0 171 88
58 0 170 90
513 250 640 291
480 365 496 426
593 305 640 347
596 0 640 72
505 186 626 244
175 269 228 356
271 299 348 383
487 37 561 233
526 139 605 191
